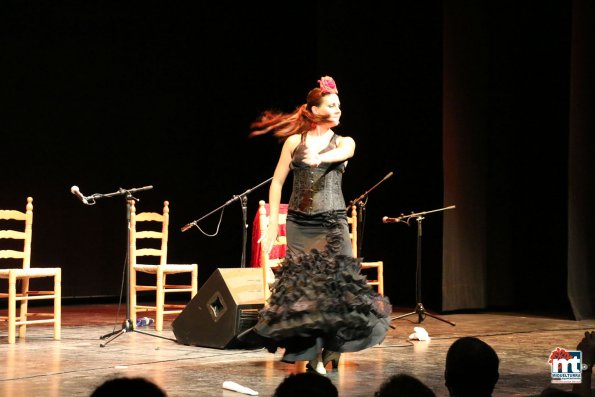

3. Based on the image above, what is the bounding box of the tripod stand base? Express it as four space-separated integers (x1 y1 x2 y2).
392 303 456 326
99 319 177 347
100 319 134 347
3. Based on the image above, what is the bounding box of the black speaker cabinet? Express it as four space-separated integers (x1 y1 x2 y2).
172 267 264 349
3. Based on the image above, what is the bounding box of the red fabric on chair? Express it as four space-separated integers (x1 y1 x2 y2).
250 203 288 267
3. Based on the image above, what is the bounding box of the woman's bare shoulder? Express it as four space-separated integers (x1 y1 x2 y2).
337 134 355 146
284 134 302 149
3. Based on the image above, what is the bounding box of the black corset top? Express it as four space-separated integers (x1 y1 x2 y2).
288 133 347 215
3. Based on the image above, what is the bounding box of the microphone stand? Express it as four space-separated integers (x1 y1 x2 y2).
387 205 456 326
181 177 272 268
346 171 394 256
81 185 173 346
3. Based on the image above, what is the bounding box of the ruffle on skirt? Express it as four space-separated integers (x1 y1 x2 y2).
239 211 392 361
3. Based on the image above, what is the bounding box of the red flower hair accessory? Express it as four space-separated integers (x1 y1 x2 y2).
318 76 338 94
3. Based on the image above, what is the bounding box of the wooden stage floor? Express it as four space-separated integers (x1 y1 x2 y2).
1 304 594 397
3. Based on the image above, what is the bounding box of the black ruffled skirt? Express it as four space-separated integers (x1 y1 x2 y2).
239 211 392 362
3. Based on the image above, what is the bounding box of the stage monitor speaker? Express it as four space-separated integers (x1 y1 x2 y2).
172 267 264 349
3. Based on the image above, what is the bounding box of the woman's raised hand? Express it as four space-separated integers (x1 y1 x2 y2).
303 147 321 167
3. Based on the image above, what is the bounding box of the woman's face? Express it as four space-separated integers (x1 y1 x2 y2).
314 94 341 127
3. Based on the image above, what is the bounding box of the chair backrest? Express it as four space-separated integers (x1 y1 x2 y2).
346 204 384 295
0 197 33 270
252 200 288 268
129 200 169 266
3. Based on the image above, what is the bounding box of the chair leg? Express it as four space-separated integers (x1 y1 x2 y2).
54 269 62 341
378 263 384 296
19 276 30 339
8 271 17 344
191 265 198 298
129 267 137 326
156 269 164 332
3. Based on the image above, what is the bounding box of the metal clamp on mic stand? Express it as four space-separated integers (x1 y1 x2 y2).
346 171 394 256
181 177 272 268
383 205 456 326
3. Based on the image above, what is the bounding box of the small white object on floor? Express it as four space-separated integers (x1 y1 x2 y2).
408 326 430 341
223 381 259 396
315 361 327 375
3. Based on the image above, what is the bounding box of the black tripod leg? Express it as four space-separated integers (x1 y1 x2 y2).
424 311 456 326
391 303 455 326
100 328 122 340
100 319 134 347
100 328 127 347
391 303 424 322
391 310 418 321
133 328 177 342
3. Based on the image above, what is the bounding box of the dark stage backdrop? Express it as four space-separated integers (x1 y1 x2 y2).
1 1 593 319
442 0 595 319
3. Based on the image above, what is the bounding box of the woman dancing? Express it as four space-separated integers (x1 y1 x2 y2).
242 76 391 374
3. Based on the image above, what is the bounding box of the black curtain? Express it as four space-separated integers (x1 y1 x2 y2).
567 0 595 320
442 0 594 319
2 1 592 319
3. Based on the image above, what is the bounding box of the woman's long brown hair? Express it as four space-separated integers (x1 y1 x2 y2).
249 87 333 140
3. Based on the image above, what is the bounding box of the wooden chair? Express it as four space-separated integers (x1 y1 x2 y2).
254 200 288 300
0 197 61 344
347 205 385 295
129 200 198 331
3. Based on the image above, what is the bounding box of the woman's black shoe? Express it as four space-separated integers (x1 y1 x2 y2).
306 359 327 374
322 350 341 369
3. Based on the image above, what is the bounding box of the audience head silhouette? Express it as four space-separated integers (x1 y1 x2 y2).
90 377 167 397
375 373 436 397
273 372 338 397
445 337 499 397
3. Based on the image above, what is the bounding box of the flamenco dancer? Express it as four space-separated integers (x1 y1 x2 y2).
241 76 391 374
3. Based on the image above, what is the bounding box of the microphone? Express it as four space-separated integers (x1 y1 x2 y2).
181 222 195 232
70 186 88 205
382 216 401 223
